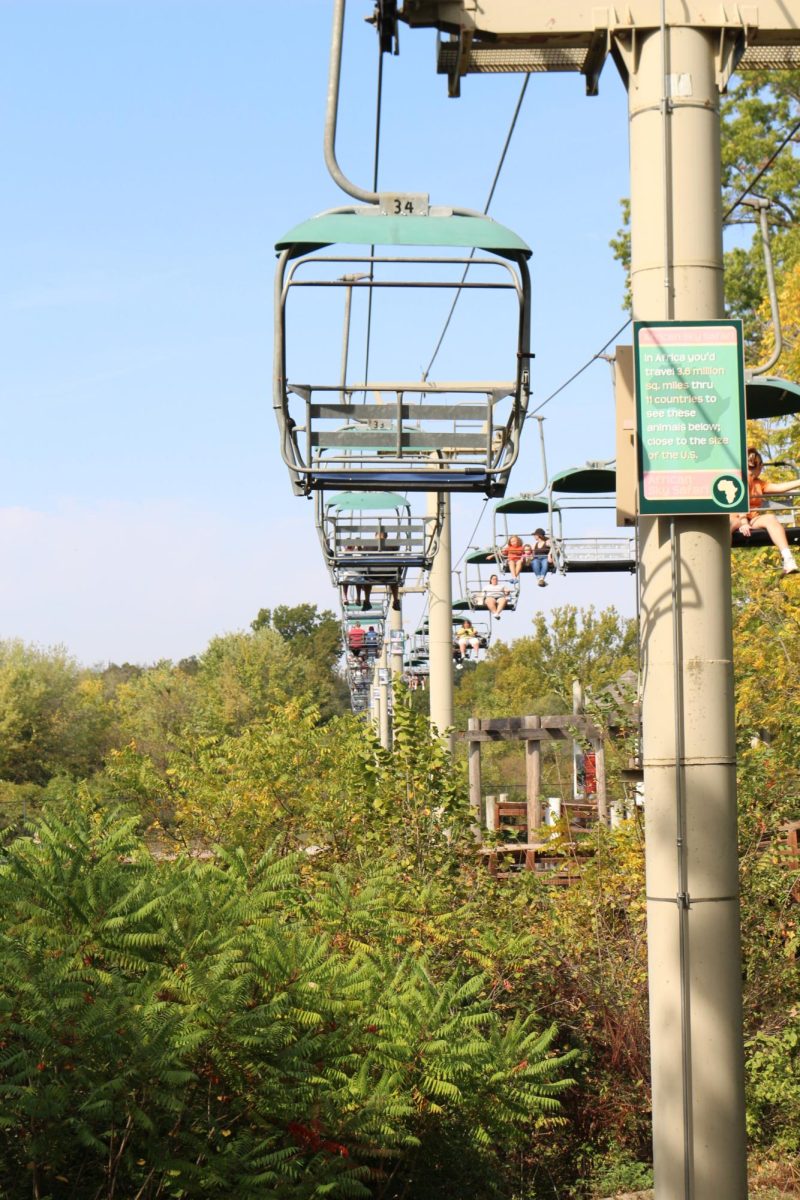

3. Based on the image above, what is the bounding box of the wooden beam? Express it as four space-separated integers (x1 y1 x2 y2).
467 717 482 830
524 716 542 833
594 738 608 825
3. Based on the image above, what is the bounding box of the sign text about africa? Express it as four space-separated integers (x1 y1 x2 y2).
633 321 748 516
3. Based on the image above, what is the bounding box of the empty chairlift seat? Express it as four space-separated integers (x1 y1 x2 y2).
547 466 638 574
273 208 531 497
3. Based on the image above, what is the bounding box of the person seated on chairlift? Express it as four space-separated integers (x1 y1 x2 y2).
347 622 366 658
730 447 799 576
500 534 526 579
483 573 512 620
361 572 401 612
364 626 379 659
341 547 367 606
455 618 481 666
531 528 554 587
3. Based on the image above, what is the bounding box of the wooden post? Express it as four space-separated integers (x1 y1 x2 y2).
485 794 497 831
467 717 482 832
524 716 542 833
594 738 608 824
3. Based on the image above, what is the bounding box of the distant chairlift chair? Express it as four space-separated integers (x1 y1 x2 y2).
320 490 438 611
545 465 638 574
462 548 521 610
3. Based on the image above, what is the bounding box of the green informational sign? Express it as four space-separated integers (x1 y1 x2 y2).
634 320 748 516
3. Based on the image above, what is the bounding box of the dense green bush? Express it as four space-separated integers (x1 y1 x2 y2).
0 801 576 1199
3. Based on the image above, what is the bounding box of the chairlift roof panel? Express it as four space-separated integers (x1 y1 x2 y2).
465 546 499 564
494 495 553 514
550 466 617 494
327 491 409 511
746 377 800 419
275 211 531 261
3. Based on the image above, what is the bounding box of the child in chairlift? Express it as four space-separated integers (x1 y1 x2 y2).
501 534 526 579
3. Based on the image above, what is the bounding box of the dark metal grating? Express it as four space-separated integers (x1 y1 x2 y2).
437 38 800 76
738 45 800 69
437 43 588 75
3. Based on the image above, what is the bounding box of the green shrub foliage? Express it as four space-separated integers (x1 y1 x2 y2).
0 800 576 1199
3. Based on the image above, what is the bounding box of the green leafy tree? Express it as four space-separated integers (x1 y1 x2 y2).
611 69 800 354
455 606 637 722
0 640 113 787
251 604 350 718
0 800 577 1199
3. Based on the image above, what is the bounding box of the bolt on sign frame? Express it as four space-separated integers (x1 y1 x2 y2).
274 208 531 497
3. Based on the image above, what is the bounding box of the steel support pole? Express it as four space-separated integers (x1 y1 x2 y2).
369 663 380 737
628 26 747 1199
381 657 393 748
427 491 454 744
389 602 404 680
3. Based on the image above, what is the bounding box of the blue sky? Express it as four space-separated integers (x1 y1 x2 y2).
1 0 642 665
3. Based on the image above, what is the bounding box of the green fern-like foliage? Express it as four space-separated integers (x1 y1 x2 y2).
0 800 575 1199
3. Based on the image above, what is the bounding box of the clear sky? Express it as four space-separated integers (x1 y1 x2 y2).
1 0 642 666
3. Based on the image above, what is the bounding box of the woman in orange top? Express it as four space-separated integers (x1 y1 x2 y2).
500 534 526 579
730 447 799 575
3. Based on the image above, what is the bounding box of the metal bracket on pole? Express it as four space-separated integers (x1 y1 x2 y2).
715 27 744 91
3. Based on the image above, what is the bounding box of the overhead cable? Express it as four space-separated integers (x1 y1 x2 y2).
528 316 633 417
422 75 530 381
723 114 800 221
531 115 800 416
453 498 489 571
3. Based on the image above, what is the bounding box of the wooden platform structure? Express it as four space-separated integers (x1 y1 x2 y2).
461 714 610 831
758 819 800 902
459 700 641 877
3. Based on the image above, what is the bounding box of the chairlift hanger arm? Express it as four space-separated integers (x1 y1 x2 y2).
742 196 783 378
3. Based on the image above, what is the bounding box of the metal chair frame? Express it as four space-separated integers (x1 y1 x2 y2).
274 210 531 497
462 550 521 610
543 466 638 575
317 491 439 585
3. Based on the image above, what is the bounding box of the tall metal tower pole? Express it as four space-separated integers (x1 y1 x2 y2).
396 4 800 1195
627 27 747 1198
427 491 454 742
378 638 391 749
389 600 404 679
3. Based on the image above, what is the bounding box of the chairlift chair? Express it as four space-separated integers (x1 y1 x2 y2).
274 208 531 497
417 611 491 661
546 465 638 574
342 610 385 669
731 382 800 549
730 457 800 549
462 547 521 610
318 491 439 589
450 611 491 663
